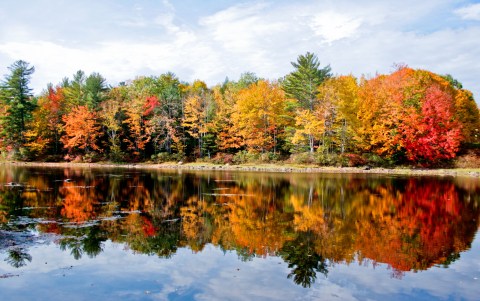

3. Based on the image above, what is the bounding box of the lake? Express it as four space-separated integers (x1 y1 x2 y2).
0 165 479 301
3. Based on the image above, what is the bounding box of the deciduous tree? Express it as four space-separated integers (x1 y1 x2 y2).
100 86 126 160
399 85 462 164
25 86 66 157
61 106 101 154
232 80 287 153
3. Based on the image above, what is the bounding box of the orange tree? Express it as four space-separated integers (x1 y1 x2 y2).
61 105 101 156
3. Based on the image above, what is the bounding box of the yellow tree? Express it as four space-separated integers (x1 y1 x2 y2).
212 86 244 151
182 80 216 158
317 75 359 154
122 78 157 159
231 80 287 153
291 109 324 153
123 98 151 157
454 89 480 144
183 95 209 157
356 68 414 157
100 86 126 160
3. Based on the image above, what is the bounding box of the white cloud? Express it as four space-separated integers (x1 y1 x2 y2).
310 12 363 43
199 2 287 53
455 3 480 21
0 36 221 92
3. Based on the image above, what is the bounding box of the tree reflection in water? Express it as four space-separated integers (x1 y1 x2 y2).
0 166 479 287
58 225 107 260
280 231 328 288
5 248 32 268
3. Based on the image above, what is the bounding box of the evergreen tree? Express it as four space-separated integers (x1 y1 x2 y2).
0 60 36 151
282 52 332 111
85 72 108 111
63 70 108 110
63 70 86 108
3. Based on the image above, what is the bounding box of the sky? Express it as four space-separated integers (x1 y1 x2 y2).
0 0 479 99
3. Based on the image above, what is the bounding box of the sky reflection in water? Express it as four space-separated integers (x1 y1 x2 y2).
0 166 479 300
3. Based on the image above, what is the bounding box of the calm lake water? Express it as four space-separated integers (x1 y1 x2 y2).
0 166 479 301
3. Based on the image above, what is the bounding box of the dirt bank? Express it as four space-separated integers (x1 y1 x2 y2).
3 161 480 178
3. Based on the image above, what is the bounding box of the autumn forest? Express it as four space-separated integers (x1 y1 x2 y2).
1 53 479 166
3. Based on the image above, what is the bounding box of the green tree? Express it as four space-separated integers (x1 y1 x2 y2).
236 72 259 90
84 72 108 111
63 71 108 111
282 52 332 111
63 70 86 108
149 72 185 154
0 60 36 152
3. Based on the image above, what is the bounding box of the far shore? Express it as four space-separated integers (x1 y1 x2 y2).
3 161 480 178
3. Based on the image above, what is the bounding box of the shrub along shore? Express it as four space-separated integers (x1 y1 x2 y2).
4 161 480 178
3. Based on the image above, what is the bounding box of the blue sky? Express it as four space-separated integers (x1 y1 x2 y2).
0 0 479 99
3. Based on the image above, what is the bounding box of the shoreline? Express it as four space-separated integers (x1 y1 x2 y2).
3 161 480 177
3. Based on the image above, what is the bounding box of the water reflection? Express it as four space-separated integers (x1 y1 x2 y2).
0 166 479 289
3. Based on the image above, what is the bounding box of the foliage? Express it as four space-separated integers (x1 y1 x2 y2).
341 153 367 167
232 150 255 164
0 55 478 166
151 152 185 163
282 52 332 153
356 66 471 165
182 83 216 159
210 152 234 164
289 152 316 164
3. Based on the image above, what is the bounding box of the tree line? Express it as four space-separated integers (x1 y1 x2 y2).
0 53 479 166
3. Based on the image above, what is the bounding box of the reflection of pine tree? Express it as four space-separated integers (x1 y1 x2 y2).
5 248 32 268
82 226 106 258
59 225 106 260
60 237 83 260
235 246 255 262
280 231 328 288
0 186 25 223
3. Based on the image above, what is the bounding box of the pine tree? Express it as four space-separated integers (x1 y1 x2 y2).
282 52 332 111
0 60 36 151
